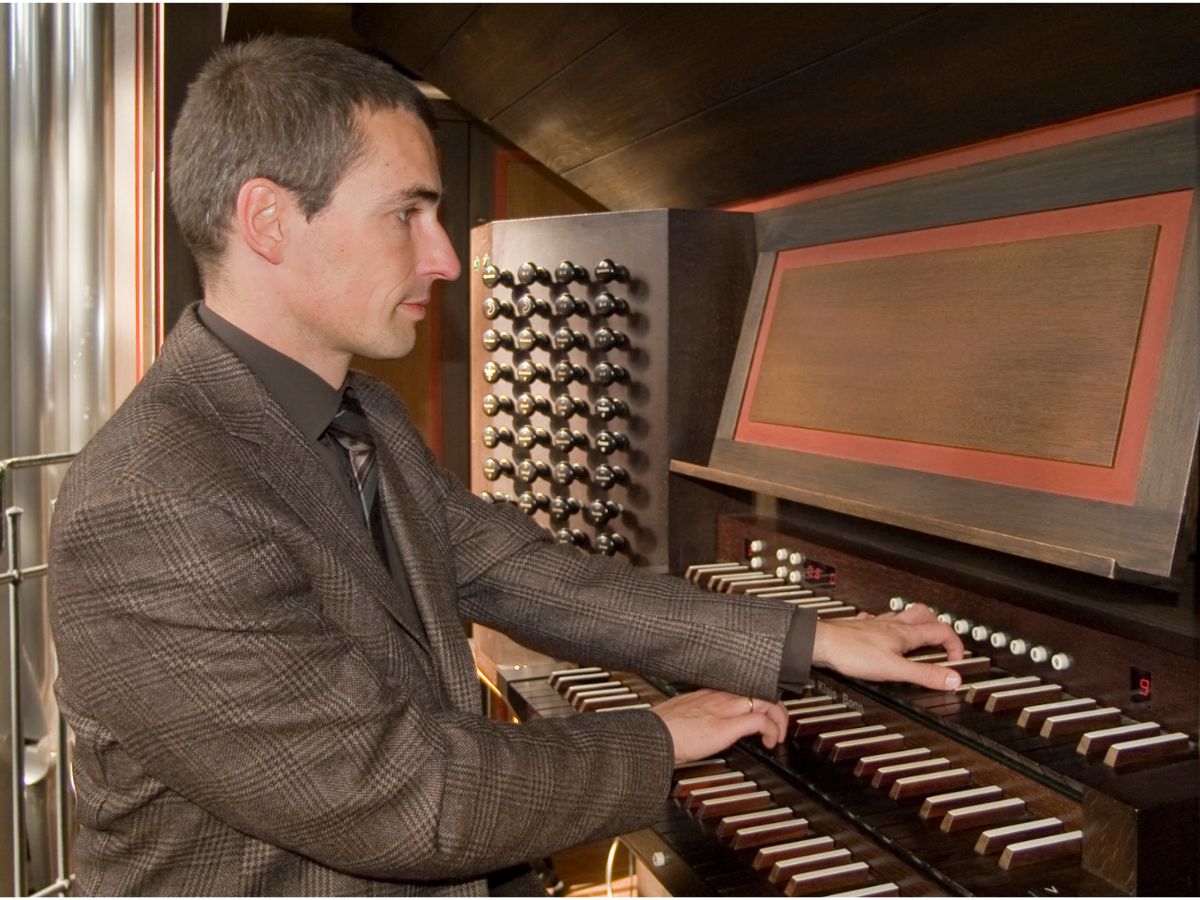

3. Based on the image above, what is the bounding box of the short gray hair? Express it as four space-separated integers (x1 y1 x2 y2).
168 35 435 276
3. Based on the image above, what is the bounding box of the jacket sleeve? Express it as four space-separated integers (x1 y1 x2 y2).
363 377 806 700
49 475 674 882
421 454 801 701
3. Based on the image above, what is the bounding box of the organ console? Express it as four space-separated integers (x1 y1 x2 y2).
472 103 1200 895
503 523 1197 893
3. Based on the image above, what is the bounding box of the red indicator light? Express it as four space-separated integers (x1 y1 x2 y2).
1130 667 1153 703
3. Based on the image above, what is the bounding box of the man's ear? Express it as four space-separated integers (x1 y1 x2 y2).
234 178 289 265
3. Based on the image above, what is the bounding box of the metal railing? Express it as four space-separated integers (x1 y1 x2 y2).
2 453 76 897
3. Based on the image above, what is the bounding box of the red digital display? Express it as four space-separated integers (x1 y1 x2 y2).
1130 666 1153 703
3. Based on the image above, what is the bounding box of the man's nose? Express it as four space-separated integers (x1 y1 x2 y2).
425 220 461 283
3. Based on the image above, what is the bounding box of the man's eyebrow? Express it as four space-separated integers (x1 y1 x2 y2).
384 186 442 206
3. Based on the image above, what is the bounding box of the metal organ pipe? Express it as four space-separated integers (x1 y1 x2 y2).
4 5 114 895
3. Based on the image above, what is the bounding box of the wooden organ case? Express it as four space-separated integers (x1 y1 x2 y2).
478 101 1200 896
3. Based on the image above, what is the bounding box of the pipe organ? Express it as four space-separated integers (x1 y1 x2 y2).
473 99 1199 895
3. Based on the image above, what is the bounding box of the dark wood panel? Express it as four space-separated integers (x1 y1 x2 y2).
1136 203 1200 512
757 118 1199 253
749 228 1157 465
491 4 933 173
353 3 479 74
422 4 643 122
565 5 1200 210
694 428 1191 578
500 157 604 220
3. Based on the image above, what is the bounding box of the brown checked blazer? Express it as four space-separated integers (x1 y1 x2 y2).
48 305 796 896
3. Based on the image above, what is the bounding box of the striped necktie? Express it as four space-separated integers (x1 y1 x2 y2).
325 388 389 569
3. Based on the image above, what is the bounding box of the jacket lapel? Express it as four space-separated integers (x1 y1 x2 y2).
355 376 481 714
165 309 435 658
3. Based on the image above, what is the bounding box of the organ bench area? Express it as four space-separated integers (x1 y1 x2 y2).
471 100 1200 895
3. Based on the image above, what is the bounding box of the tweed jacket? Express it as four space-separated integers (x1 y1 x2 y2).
48 306 796 895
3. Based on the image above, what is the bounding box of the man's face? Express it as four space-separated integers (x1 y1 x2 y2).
284 108 460 364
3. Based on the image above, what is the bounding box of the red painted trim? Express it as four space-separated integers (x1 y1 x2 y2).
492 148 535 220
723 92 1199 214
154 3 165 353
734 191 1194 505
134 6 144 381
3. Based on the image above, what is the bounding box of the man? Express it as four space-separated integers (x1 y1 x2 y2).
49 36 962 896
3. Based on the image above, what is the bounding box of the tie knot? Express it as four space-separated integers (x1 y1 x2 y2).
327 388 373 449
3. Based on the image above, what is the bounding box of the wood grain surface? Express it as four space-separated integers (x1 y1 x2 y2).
747 226 1158 465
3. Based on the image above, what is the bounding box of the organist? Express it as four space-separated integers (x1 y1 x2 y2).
47 35 963 897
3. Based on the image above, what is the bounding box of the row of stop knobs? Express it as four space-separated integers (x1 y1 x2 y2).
484 392 627 421
482 456 628 488
481 257 628 289
479 257 633 556
484 325 628 352
483 425 629 456
480 489 625 528
484 291 627 320
483 358 627 387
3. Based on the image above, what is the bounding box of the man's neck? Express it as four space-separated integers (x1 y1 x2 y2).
203 289 350 389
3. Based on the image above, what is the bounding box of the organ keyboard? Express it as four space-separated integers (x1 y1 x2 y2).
496 516 1197 895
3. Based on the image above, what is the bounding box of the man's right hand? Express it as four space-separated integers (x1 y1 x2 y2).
652 689 788 765
812 602 964 690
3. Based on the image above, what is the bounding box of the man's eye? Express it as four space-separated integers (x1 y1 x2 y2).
395 208 414 223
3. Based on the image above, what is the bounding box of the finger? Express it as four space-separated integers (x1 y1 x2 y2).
895 603 937 624
753 699 788 746
689 711 772 756
891 657 962 691
718 696 786 746
733 711 785 749
717 693 758 718
893 620 963 658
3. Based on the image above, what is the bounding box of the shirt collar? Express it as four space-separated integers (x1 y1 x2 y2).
197 302 343 442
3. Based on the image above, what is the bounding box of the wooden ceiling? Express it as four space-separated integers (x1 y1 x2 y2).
231 4 1200 211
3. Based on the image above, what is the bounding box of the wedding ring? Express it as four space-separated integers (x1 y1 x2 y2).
747 697 755 714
